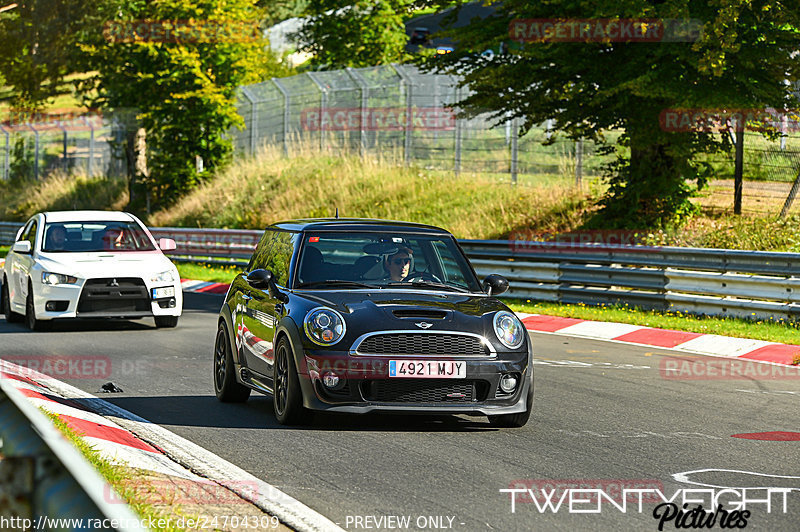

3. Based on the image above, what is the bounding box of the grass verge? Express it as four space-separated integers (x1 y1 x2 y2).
176 261 243 284
41 409 188 532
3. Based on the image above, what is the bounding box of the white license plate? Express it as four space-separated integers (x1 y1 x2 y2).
388 360 466 379
152 286 175 299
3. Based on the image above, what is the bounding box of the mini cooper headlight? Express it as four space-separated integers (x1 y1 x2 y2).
304 307 346 346
493 311 525 349
41 272 78 285
150 270 175 283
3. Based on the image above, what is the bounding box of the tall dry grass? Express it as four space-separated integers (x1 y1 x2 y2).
0 172 128 221
148 143 592 239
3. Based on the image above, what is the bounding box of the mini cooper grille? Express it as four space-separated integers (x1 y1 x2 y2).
356 333 490 357
77 278 150 314
362 379 488 403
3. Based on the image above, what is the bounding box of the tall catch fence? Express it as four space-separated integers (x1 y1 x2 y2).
0 112 126 181
232 64 597 187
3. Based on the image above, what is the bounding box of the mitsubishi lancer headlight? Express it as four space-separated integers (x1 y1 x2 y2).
41 272 78 285
150 270 175 283
493 311 525 349
304 307 346 346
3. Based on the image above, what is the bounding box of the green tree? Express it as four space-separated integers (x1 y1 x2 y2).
81 0 286 210
0 0 97 109
424 0 800 228
295 1 414 68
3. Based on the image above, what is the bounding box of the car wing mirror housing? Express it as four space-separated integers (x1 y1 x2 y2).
246 269 289 302
246 268 273 289
159 238 177 251
482 274 509 296
12 241 32 254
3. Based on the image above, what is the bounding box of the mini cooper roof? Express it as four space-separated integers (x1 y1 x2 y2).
270 218 452 235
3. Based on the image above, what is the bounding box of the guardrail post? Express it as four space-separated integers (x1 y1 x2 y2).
272 78 290 156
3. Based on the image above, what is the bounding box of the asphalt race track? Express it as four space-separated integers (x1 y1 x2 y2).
2 292 799 531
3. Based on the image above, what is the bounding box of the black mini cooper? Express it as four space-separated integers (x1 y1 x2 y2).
213 219 533 427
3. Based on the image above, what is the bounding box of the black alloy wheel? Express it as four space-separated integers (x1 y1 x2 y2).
213 323 250 402
273 336 310 425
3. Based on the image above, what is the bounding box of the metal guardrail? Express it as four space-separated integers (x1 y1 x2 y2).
0 368 148 531
2 222 799 320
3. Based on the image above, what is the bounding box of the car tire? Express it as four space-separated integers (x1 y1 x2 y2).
488 387 533 428
25 281 48 332
273 336 311 426
213 323 250 402
2 277 23 323
155 315 179 328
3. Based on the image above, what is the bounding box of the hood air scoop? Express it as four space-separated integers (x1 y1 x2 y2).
392 308 448 320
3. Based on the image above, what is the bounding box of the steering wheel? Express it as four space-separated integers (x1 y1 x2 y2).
405 271 442 283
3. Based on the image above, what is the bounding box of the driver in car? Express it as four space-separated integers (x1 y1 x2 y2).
45 225 67 251
384 246 414 282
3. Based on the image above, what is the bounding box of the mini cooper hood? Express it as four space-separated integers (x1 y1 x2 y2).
37 251 175 280
297 289 510 321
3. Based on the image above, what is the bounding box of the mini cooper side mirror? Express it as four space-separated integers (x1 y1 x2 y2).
246 268 273 289
12 240 32 254
483 274 509 296
158 238 177 251
246 269 289 302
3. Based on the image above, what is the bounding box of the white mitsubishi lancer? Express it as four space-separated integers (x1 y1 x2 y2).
1 211 182 331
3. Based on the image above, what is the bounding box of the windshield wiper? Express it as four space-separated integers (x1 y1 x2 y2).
387 280 470 293
296 280 377 289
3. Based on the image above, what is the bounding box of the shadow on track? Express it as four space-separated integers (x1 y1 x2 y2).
87 394 498 433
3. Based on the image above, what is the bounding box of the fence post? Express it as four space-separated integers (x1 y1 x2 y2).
393 64 414 166
575 138 583 186
454 87 462 176
1 125 8 180
306 72 328 152
272 78 290 156
239 87 257 156
27 124 39 180
60 123 69 173
780 167 800 218
733 128 744 215
346 68 369 157
510 117 519 184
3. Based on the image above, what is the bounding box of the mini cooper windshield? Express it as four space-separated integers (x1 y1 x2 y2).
293 232 482 292
41 222 156 253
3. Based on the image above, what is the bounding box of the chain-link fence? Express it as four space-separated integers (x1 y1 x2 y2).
0 113 126 182
232 64 601 187
699 130 800 216
232 64 800 216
